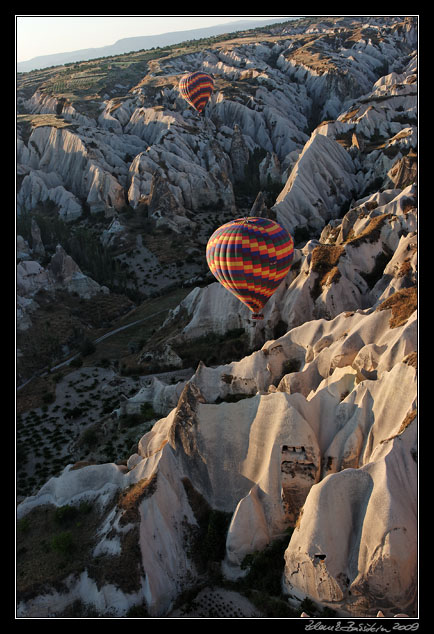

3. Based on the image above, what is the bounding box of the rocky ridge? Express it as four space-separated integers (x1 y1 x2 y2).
16 17 417 326
16 16 417 620
17 16 416 226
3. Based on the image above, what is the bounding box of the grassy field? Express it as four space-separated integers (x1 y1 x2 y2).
16 285 192 500
17 285 192 403
80 286 192 367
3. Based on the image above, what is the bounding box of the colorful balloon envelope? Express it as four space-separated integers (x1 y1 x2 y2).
179 71 214 114
206 217 294 320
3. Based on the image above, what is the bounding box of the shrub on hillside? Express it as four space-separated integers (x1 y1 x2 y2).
50 531 75 556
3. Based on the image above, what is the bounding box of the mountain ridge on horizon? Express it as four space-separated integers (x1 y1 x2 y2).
17 17 297 72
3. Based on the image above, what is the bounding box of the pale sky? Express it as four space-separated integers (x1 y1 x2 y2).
16 15 295 62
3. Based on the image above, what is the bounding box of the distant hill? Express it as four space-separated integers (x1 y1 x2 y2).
17 18 296 72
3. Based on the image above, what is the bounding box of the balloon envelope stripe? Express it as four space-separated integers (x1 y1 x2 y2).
181 71 214 89
206 217 294 315
179 72 214 112
212 229 240 294
179 73 213 92
208 232 290 253
185 80 214 95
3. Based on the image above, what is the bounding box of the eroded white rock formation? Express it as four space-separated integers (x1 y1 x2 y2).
16 244 105 330
17 280 417 617
16 16 417 619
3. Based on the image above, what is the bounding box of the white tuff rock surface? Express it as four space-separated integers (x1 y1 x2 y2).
16 245 105 330
16 16 417 619
273 131 358 235
161 184 416 345
17 297 417 616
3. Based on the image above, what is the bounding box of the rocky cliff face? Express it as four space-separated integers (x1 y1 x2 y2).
17 242 102 296
16 16 417 619
17 16 416 226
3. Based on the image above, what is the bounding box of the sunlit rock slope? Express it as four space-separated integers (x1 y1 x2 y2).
16 15 417 619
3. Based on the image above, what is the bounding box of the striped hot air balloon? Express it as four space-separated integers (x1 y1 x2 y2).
179 71 214 114
206 217 294 320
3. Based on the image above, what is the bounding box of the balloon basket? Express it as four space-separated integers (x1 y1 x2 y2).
251 313 264 321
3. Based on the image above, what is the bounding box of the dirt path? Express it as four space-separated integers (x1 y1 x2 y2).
47 308 170 373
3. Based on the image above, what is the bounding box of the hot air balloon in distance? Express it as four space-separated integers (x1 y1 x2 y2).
206 217 294 320
179 71 214 114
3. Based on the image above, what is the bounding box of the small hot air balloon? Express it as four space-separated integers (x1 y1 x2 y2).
206 217 294 320
179 71 214 114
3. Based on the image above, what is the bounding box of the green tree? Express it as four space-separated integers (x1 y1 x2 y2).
79 338 96 357
51 531 75 556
